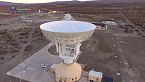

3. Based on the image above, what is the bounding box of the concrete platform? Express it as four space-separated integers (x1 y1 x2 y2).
7 43 62 82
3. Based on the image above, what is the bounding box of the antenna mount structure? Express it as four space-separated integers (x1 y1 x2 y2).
62 14 75 21
40 14 96 82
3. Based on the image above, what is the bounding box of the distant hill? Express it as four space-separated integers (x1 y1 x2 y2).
101 0 145 3
0 0 145 6
31 1 103 6
31 0 145 7
0 1 24 6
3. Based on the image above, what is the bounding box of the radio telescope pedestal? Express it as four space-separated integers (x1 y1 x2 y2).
40 14 96 82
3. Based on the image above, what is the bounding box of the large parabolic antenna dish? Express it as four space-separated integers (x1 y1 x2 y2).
40 21 96 32
40 14 96 64
40 21 96 43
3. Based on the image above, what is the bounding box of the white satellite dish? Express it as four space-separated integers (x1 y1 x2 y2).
40 14 96 64
39 14 96 82
40 21 96 33
40 21 96 43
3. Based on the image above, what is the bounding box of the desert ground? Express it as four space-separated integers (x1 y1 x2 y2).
0 3 145 82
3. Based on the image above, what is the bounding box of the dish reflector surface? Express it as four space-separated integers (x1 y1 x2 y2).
40 21 96 33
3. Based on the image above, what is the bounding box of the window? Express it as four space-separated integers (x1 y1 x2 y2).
90 80 93 82
65 48 70 51
70 49 74 54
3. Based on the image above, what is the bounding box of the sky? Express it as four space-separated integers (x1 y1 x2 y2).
0 0 94 3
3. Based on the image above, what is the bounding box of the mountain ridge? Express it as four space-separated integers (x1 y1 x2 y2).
0 0 145 6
